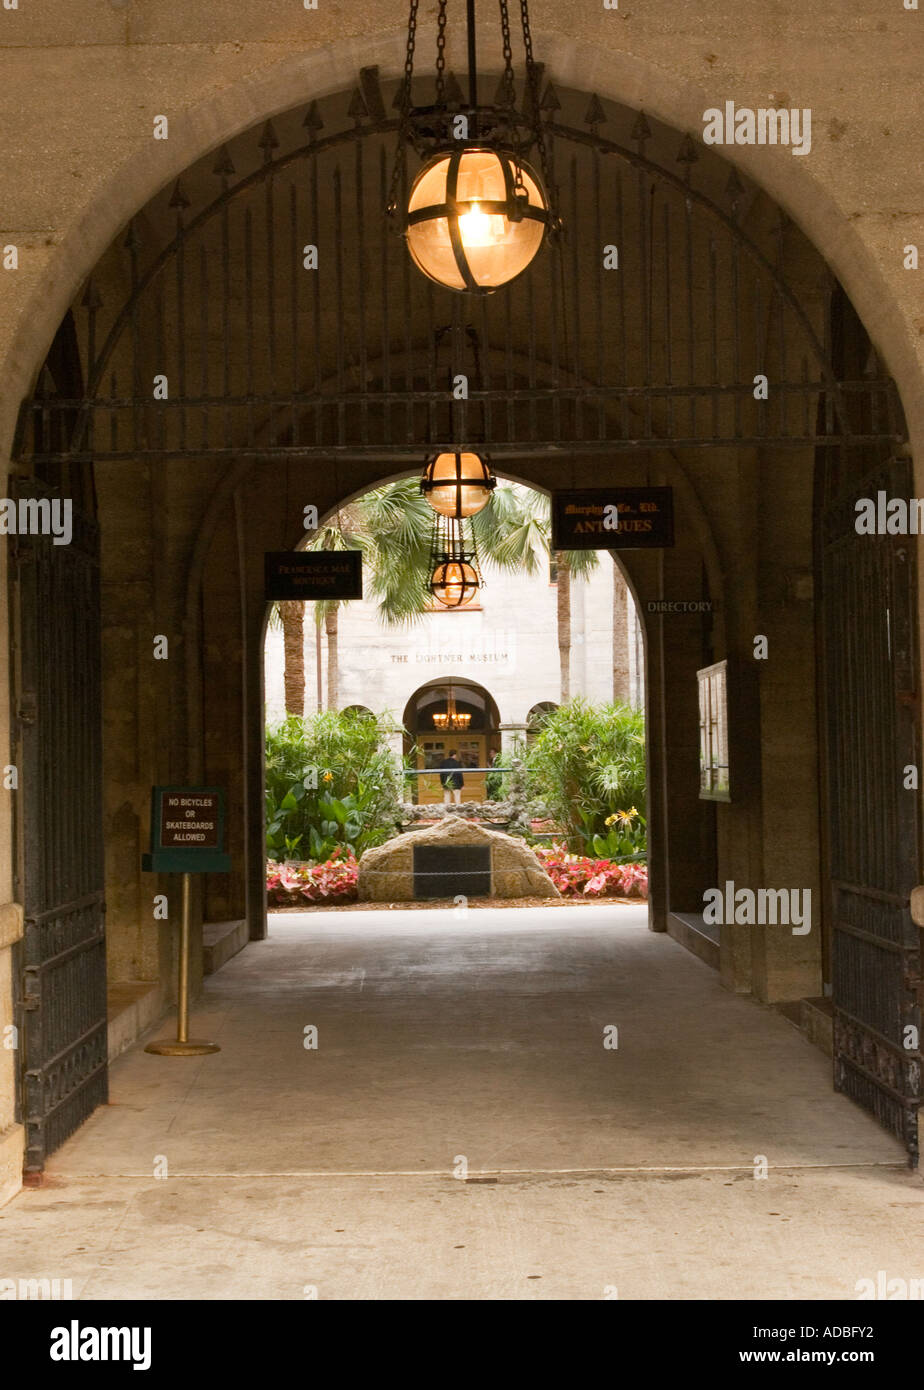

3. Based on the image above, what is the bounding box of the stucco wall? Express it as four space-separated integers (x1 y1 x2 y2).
264 550 643 726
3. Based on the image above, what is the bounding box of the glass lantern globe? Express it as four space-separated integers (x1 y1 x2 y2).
420 451 496 519
406 147 549 293
429 557 480 609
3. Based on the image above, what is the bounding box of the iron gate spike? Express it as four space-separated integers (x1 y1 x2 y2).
630 110 652 144
302 100 324 132
676 133 699 166
258 119 280 155
348 89 369 123
583 92 605 127
211 144 235 178
493 73 513 107
359 66 387 122
724 167 745 199
168 179 190 210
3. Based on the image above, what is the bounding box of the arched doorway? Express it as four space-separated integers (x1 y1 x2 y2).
8 72 921 1167
403 680 501 804
525 701 557 743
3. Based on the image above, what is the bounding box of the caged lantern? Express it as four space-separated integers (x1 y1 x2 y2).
420 449 496 519
387 0 558 295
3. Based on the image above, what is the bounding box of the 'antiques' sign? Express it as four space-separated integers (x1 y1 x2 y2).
142 786 231 873
551 488 674 550
264 550 363 602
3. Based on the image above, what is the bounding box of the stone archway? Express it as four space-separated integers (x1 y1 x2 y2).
5 55 924 1192
3 26 923 465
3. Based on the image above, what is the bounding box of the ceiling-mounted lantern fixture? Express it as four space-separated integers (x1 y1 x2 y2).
407 147 548 293
429 554 481 609
387 0 558 294
420 449 496 519
428 515 482 609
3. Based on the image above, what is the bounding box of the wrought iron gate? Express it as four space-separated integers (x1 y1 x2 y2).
9 72 917 1161
12 478 107 1172
822 455 922 1160
11 71 904 468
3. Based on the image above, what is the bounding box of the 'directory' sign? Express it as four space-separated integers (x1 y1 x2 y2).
142 785 231 874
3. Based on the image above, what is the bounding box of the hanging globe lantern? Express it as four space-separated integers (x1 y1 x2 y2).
420 450 496 519
406 147 549 294
429 556 480 609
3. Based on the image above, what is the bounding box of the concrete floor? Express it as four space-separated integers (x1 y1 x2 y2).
3 906 922 1299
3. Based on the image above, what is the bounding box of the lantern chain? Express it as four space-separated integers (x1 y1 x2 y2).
387 0 420 220
468 514 483 590
498 0 517 113
519 0 554 217
435 0 448 104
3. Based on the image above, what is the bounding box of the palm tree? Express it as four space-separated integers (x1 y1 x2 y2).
266 600 307 717
288 480 599 711
323 606 339 709
612 563 631 703
303 505 364 712
280 601 306 716
557 551 572 700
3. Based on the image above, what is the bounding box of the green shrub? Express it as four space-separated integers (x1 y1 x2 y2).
591 809 648 863
485 737 526 801
265 710 404 860
524 698 646 853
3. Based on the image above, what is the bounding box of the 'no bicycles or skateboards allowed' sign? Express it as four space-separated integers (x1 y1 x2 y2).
142 786 231 873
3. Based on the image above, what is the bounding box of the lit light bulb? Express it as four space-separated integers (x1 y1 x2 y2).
458 201 499 249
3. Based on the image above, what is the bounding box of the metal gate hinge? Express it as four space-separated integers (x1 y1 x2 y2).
16 694 37 726
21 967 40 1010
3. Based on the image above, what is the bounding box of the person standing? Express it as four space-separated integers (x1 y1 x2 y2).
439 749 464 805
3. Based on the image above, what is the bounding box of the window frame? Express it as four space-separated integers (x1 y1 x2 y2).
697 659 730 802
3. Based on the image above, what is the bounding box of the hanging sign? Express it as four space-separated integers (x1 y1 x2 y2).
264 550 363 601
142 786 231 873
551 487 674 550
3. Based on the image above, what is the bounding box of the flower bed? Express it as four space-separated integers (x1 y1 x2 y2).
533 844 648 899
267 848 358 905
267 844 647 906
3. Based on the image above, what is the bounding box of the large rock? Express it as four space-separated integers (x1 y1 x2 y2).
357 815 560 902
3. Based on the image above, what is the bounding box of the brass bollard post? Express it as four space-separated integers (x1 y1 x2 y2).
145 873 220 1056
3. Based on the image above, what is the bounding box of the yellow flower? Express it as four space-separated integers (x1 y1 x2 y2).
322 770 333 783
614 807 637 827
604 813 618 827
